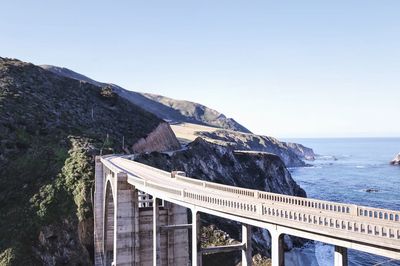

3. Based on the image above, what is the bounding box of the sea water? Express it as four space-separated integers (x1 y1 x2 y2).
282 138 400 266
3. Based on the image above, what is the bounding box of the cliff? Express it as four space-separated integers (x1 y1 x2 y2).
0 57 179 265
132 122 181 153
133 137 306 263
282 142 316 161
179 125 310 167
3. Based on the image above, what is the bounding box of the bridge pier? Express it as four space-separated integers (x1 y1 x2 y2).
270 231 284 266
94 157 105 265
334 246 348 266
242 224 252 266
113 172 139 266
192 209 202 266
153 197 161 266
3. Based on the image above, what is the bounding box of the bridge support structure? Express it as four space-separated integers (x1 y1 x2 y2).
270 231 284 266
190 210 253 266
94 157 189 266
191 209 202 266
153 197 161 266
241 224 252 266
95 156 400 266
334 246 348 266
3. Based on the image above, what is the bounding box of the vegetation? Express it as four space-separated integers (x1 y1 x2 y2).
0 57 162 265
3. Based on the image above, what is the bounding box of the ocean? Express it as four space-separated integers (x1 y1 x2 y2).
282 138 400 266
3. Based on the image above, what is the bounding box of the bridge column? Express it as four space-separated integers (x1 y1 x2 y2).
192 210 202 266
242 224 252 266
94 157 105 266
113 172 139 266
270 231 284 266
334 246 348 266
153 197 161 266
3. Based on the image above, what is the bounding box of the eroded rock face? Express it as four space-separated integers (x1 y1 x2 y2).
35 220 91 266
135 138 305 197
133 137 307 258
132 122 181 153
282 142 315 161
198 130 310 167
390 153 400 165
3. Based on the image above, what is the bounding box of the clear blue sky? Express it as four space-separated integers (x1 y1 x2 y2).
1 1 399 138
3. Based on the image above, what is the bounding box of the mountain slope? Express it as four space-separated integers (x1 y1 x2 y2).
0 57 179 264
41 65 315 166
41 65 251 133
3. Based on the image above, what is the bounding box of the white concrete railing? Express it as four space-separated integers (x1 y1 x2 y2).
174 172 400 223
100 157 400 251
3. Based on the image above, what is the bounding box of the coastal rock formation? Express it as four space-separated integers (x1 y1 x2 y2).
282 142 316 161
197 129 310 167
134 137 307 262
390 153 400 165
135 137 306 197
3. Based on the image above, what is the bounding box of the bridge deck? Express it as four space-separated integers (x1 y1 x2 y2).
101 155 400 260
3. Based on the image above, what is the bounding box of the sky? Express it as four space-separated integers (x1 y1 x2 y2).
1 1 399 138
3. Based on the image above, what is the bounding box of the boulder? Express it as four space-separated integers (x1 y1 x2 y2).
390 153 400 165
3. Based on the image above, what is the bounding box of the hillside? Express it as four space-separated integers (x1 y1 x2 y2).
40 65 315 166
1 57 309 265
0 57 179 264
41 65 251 133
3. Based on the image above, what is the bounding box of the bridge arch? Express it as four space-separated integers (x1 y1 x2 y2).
103 180 115 266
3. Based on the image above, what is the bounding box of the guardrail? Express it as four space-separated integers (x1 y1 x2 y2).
171 169 400 224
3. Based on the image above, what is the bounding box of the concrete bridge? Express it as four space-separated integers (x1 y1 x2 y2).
94 155 400 266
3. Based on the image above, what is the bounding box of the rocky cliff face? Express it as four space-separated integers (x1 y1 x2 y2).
197 129 310 167
282 142 316 161
133 137 306 263
132 122 181 153
134 138 305 197
0 57 179 265
390 153 400 165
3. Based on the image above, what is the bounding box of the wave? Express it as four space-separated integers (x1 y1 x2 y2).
305 166 323 169
314 242 334 266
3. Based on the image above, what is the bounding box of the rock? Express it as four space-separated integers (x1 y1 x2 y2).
282 142 316 161
196 129 309 167
390 153 400 165
132 122 181 153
